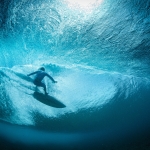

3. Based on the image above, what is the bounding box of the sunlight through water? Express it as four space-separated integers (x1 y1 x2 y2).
64 0 104 12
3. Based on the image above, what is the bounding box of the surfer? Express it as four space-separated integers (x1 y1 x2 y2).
27 67 57 95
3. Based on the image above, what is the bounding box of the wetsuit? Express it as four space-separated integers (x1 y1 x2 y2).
28 70 55 94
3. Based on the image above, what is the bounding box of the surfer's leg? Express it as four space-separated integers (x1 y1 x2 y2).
40 82 48 95
34 80 47 94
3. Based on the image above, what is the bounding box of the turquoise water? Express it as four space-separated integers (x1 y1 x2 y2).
0 0 150 149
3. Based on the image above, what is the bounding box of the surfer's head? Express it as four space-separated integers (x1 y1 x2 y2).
39 67 45 71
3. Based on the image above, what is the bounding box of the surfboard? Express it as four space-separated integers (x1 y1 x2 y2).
33 92 66 108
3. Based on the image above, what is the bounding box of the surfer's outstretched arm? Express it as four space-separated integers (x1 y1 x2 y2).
27 71 39 76
46 74 57 83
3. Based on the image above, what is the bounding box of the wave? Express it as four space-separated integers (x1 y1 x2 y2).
0 0 150 149
0 0 150 78
0 64 150 133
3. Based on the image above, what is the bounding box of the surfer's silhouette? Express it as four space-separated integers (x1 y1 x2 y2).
27 67 57 95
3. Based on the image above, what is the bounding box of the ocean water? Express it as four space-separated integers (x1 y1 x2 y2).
0 0 150 149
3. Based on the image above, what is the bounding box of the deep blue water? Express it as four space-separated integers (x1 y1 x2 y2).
0 0 150 149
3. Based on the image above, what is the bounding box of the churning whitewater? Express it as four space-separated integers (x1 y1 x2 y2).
0 0 150 149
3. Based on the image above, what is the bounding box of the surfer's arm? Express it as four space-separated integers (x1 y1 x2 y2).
27 71 39 76
46 74 57 83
